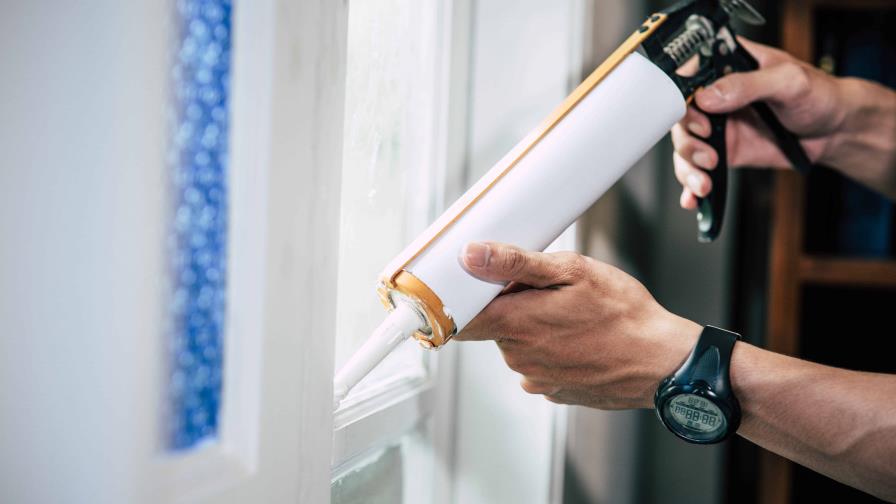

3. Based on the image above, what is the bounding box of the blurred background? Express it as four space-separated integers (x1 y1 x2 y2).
1 0 894 503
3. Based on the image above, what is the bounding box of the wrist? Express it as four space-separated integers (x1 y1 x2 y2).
821 77 896 177
728 339 781 436
816 77 856 167
643 311 702 407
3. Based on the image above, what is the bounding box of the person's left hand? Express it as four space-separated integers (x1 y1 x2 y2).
455 241 701 410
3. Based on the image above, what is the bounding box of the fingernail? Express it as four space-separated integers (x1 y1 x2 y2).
693 150 713 169
463 242 490 268
687 173 704 195
687 121 707 137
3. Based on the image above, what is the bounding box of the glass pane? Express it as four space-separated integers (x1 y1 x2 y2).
165 0 232 450
334 0 444 399
332 444 403 504
332 428 434 504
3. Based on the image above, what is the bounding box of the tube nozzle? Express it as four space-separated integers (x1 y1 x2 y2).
333 302 425 410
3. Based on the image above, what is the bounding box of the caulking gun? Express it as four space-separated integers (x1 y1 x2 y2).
334 0 811 408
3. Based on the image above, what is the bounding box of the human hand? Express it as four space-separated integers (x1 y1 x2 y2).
455 242 701 409
673 37 848 209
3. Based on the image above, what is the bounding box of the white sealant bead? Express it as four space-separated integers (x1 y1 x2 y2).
333 385 348 411
332 301 424 410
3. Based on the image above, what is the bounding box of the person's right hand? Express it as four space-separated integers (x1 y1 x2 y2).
672 38 848 209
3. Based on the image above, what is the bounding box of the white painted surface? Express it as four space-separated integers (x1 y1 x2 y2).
0 1 348 503
0 2 169 502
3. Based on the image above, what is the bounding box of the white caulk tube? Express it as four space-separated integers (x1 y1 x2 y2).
334 22 686 407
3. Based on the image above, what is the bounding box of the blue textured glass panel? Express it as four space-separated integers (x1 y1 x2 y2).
166 0 232 451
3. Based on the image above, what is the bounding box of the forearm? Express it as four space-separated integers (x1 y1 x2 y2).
824 77 896 199
731 342 896 502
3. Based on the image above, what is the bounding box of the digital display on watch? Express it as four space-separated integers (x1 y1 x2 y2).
665 393 727 435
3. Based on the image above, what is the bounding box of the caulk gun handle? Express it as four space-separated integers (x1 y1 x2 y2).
694 40 812 242
694 108 728 242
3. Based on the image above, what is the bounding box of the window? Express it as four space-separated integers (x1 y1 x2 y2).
166 0 232 451
333 427 436 503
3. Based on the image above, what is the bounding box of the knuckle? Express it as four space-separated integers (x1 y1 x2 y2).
674 160 691 184
671 123 686 145
783 63 811 98
520 380 541 395
671 131 691 153
579 256 603 284
713 76 735 98
501 247 526 275
581 254 601 271
544 395 563 404
675 136 700 158
502 352 526 373
516 361 540 377
560 254 587 280
503 348 537 375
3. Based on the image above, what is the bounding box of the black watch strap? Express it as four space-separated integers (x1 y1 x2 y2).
672 326 741 400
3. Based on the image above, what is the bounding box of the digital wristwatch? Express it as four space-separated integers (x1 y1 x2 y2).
654 325 742 444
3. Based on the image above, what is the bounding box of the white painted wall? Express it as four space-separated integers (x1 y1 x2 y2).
0 2 169 501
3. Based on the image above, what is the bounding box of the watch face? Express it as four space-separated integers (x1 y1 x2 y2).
664 393 727 441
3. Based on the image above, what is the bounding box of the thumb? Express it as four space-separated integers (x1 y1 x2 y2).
459 242 578 288
695 62 806 114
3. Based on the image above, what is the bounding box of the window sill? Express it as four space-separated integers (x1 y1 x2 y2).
332 378 435 471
